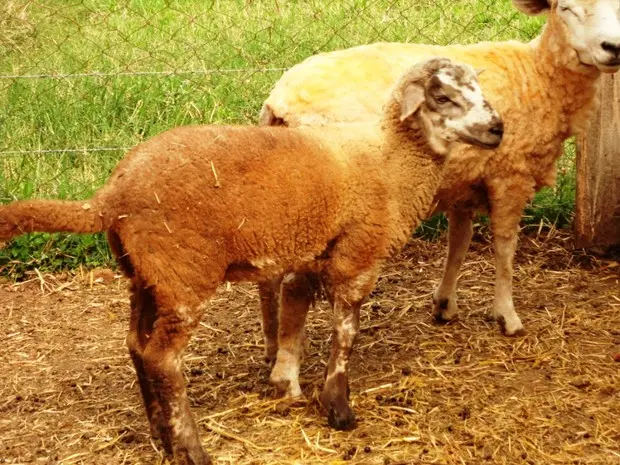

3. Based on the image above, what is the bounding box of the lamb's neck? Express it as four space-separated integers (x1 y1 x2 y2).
379 119 445 247
531 13 601 130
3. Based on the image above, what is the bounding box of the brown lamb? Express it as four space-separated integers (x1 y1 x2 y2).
0 58 502 465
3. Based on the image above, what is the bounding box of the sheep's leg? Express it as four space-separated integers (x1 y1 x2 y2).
140 300 211 465
320 267 379 431
269 273 313 399
433 208 474 322
491 230 525 336
488 180 533 337
126 280 167 444
258 278 281 364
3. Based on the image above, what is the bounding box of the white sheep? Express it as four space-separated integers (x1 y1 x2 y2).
0 58 502 464
258 0 620 339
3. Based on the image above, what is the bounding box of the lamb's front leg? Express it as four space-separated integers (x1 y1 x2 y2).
270 273 314 399
488 178 534 337
126 280 167 445
320 268 379 431
433 208 474 322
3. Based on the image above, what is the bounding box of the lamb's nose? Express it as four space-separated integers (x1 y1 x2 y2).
601 41 620 56
488 121 504 138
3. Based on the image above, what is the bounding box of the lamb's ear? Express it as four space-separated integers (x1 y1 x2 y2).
512 0 550 15
400 83 425 122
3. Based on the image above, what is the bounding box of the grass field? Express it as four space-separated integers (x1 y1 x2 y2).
0 0 572 277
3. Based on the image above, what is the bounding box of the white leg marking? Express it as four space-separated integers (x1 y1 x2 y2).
270 349 302 398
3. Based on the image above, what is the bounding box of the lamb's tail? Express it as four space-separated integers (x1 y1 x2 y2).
0 198 107 242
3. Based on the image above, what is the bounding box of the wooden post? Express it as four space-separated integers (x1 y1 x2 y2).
575 73 620 249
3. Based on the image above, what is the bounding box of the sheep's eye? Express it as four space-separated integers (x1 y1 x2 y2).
559 5 575 16
436 96 451 104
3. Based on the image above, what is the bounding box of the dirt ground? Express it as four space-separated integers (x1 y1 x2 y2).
1 232 619 465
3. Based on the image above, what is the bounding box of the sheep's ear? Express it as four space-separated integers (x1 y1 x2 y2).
400 83 425 122
512 0 550 15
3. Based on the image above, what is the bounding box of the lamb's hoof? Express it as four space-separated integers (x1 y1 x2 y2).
174 446 212 465
432 297 458 323
270 375 303 400
271 378 291 398
497 316 526 337
326 404 357 431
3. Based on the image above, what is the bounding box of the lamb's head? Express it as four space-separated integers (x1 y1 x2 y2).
514 0 620 73
396 58 503 155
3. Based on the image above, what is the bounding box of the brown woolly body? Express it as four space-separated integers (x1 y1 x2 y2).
0 121 439 294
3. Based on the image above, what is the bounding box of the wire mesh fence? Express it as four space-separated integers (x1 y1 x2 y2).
0 0 546 203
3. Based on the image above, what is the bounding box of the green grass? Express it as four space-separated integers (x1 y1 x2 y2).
0 0 572 278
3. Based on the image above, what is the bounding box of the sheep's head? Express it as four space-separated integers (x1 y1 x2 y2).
514 0 620 73
397 58 503 155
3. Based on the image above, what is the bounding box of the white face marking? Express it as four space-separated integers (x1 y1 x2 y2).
559 0 620 71
420 65 501 151
438 71 496 135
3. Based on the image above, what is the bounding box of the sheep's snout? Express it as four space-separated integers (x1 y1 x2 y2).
597 40 620 70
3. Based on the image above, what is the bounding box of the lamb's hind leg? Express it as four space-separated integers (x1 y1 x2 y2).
433 208 474 322
126 279 167 445
139 291 212 465
269 273 314 399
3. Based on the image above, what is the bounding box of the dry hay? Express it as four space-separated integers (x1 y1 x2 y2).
0 231 619 465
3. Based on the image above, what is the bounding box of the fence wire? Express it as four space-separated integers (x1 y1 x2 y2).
1 0 542 201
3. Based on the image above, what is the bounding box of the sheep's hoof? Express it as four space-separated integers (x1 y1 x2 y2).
320 388 357 431
432 296 458 323
326 404 357 431
497 315 527 337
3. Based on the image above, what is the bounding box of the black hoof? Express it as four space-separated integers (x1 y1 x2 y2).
432 298 454 324
497 316 527 337
327 405 357 431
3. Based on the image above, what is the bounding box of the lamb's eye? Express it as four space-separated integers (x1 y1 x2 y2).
436 96 451 104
